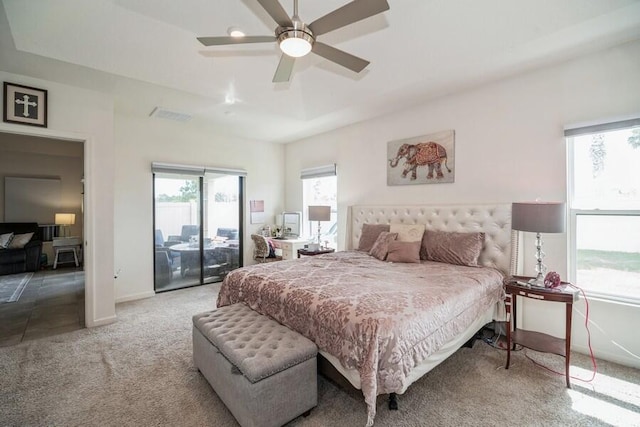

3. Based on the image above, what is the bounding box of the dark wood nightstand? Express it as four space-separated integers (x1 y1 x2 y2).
505 276 579 388
297 248 335 258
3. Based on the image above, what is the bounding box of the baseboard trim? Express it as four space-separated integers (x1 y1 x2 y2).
116 291 155 304
88 315 117 328
572 344 640 370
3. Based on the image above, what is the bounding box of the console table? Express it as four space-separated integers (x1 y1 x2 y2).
505 276 579 388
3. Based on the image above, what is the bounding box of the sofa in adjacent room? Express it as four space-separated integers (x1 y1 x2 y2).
0 223 43 276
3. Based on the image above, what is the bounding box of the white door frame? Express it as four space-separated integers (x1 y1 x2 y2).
0 124 99 327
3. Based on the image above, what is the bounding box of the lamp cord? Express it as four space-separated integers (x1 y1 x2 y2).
524 283 597 383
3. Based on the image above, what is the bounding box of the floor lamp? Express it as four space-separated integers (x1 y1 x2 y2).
55 213 76 238
511 202 565 287
308 206 331 248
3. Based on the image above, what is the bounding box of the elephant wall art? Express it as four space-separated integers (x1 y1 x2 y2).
387 130 455 185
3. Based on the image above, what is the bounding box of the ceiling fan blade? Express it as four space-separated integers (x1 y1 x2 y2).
273 54 295 83
197 36 276 46
312 42 369 73
257 0 293 28
308 0 389 36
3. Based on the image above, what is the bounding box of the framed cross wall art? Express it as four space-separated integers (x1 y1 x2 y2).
3 82 48 127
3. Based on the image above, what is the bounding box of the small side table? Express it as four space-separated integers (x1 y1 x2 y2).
505 276 578 388
297 248 335 258
52 237 82 269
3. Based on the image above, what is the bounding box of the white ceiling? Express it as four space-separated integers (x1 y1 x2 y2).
1 0 640 143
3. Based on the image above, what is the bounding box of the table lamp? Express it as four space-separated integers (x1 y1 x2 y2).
511 202 565 287
308 205 331 246
55 213 76 238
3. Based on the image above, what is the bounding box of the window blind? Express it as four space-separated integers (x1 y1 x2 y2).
151 162 247 177
300 163 337 179
205 167 247 177
564 118 640 137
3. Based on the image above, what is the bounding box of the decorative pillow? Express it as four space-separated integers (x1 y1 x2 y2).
358 224 390 252
386 241 421 263
0 232 14 249
369 231 398 261
423 230 485 267
390 223 425 242
7 232 34 249
419 231 430 260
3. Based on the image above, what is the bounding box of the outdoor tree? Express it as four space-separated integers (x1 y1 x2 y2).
179 181 198 201
629 128 640 149
157 180 198 202
590 129 640 177
590 134 606 178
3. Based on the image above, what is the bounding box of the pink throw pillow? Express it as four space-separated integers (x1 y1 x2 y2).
386 241 421 263
358 224 390 252
369 231 398 261
423 230 485 267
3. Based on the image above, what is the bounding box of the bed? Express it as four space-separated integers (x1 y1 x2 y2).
218 204 516 426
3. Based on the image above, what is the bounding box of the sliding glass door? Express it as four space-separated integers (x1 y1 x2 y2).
202 173 241 284
153 164 244 292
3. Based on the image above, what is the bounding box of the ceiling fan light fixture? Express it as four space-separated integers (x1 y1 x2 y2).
277 28 314 58
227 26 245 38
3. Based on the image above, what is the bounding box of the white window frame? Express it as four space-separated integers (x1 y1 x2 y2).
566 119 640 304
300 164 337 246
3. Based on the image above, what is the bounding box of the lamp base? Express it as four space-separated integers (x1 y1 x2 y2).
316 221 322 246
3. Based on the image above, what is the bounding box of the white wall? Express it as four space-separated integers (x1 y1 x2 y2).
284 40 640 368
0 71 115 327
0 135 84 236
113 113 284 302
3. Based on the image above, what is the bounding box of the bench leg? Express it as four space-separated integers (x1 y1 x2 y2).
302 409 312 417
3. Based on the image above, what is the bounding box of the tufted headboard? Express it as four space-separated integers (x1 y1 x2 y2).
347 204 518 276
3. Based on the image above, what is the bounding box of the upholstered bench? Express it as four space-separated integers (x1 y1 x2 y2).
193 303 318 427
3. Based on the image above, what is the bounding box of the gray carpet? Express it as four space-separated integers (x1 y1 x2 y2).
1 282 639 427
0 271 33 303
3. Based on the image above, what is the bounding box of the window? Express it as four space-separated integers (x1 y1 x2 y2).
301 164 337 248
567 120 640 303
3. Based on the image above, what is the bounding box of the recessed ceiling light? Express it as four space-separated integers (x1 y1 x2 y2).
227 26 245 38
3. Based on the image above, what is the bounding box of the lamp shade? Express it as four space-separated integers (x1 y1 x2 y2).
55 213 76 226
308 205 331 222
512 202 565 233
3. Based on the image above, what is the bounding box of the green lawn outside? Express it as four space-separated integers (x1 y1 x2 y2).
577 249 640 272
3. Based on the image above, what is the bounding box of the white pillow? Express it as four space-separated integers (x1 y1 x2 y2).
8 232 34 249
389 223 425 242
0 232 14 249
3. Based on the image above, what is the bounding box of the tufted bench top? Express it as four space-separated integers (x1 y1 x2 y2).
193 303 317 383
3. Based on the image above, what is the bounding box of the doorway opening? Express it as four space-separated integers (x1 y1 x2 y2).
0 131 85 345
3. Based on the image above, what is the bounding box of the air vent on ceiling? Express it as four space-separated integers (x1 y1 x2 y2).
149 107 192 122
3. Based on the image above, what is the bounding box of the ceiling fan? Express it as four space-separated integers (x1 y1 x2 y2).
197 0 390 83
